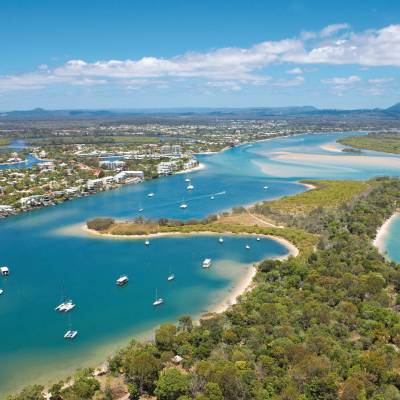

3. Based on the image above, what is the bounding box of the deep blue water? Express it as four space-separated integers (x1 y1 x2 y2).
1 132 400 395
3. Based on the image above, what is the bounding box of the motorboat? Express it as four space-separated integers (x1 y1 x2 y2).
147 192 155 197
245 245 251 250
256 237 261 241
0 289 3 295
145 240 150 246
116 275 129 286
1 266 9 276
185 178 191 182
180 203 188 209
187 184 194 190
263 185 268 189
202 258 212 268
218 237 224 244
210 196 215 200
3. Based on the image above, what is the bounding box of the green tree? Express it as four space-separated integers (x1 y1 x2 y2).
154 368 191 400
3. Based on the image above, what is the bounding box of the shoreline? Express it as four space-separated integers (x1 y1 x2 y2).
175 162 206 174
82 223 299 258
373 212 399 255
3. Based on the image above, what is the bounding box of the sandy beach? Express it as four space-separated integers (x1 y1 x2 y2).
320 143 344 153
373 212 399 254
175 162 206 174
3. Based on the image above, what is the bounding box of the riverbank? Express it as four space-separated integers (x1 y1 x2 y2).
373 212 399 255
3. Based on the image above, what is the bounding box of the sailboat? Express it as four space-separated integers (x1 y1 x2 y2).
180 197 188 209
147 192 155 197
0 289 3 295
167 268 175 281
64 314 78 340
153 289 164 306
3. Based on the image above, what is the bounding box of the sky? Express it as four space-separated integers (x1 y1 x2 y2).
1 0 400 110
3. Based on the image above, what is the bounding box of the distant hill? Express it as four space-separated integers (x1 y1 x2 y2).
0 103 399 120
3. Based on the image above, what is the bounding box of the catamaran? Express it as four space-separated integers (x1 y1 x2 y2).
153 289 164 306
116 275 129 286
202 258 212 268
64 314 78 340
55 300 75 312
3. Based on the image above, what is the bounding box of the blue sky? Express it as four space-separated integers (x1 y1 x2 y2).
1 0 400 110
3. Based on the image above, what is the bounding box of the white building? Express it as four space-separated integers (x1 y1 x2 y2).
99 160 126 170
157 161 179 175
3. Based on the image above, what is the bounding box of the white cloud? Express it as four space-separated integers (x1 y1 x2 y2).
1 24 400 93
367 77 393 84
320 23 351 38
273 76 305 87
322 75 361 85
286 67 303 74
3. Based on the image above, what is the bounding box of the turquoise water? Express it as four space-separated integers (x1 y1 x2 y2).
380 215 400 263
1 132 400 395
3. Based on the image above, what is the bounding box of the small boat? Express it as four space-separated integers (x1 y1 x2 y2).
245 245 251 250
147 192 155 197
116 275 129 286
263 185 268 190
1 266 9 276
187 184 194 190
256 237 261 241
55 300 75 312
0 289 3 295
64 330 78 339
185 178 191 182
167 273 175 281
202 258 212 268
139 208 144 212
218 237 224 244
145 240 150 246
210 196 215 200
180 203 188 209
153 289 164 306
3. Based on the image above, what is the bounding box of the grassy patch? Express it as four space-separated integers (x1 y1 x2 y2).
255 180 370 216
338 134 400 154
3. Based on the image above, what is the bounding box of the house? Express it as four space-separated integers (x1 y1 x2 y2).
157 161 179 175
99 160 126 170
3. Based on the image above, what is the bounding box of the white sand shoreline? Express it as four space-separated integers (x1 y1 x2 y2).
175 162 206 174
373 212 399 255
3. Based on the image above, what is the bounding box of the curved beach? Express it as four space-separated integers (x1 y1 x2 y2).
373 212 399 255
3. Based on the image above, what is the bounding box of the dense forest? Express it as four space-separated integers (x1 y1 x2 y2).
8 177 400 400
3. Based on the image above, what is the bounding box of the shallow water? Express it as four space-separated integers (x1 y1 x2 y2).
1 131 400 395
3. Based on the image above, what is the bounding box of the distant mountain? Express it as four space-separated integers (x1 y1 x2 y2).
385 102 400 115
0 103 399 120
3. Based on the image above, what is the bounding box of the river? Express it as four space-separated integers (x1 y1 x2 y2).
1 132 400 396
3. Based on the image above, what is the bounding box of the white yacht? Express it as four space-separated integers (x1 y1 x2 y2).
139 208 144 212
187 184 194 190
1 266 9 276
256 237 261 241
185 178 191 183
153 289 164 306
218 237 224 243
145 240 150 246
116 275 129 286
0 289 3 295
180 203 188 209
263 185 268 190
147 192 155 197
64 330 78 339
202 258 212 268
245 245 251 250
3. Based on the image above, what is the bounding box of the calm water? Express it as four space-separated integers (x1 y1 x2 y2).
380 215 400 263
1 132 400 395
